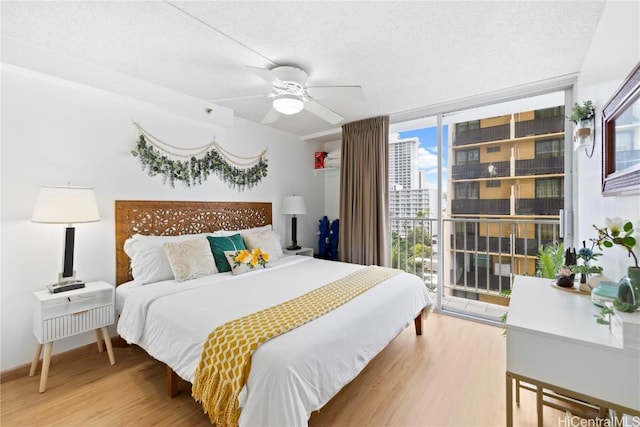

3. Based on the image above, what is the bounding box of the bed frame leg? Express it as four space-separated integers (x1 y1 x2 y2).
414 309 424 336
167 365 179 398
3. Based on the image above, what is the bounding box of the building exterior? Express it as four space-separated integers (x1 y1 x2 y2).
389 187 436 237
389 136 435 238
448 106 565 299
389 136 419 190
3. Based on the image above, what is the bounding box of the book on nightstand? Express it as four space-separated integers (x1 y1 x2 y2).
46 281 86 293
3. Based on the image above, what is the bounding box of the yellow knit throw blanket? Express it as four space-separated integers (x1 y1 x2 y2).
191 265 400 427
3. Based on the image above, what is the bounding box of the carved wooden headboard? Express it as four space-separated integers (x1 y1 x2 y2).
115 200 272 286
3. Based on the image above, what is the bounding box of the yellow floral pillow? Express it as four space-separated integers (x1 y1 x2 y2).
223 248 270 275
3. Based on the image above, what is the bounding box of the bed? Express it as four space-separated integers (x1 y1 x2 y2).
114 200 432 426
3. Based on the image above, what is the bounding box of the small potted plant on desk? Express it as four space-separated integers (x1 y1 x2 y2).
571 241 603 291
555 246 576 288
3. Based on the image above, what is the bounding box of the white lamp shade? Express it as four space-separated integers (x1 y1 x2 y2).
32 185 100 224
282 196 307 215
273 95 304 115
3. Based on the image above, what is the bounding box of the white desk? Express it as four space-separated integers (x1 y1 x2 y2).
506 275 640 426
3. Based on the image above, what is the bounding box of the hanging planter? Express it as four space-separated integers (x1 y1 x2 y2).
570 100 595 155
131 123 268 190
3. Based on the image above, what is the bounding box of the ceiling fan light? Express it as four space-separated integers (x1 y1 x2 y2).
273 95 304 115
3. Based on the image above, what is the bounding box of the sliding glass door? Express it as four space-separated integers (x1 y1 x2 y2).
389 89 573 322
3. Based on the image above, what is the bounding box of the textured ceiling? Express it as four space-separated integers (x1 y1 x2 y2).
1 1 606 138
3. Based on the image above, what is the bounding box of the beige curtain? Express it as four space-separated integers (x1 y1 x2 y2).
339 116 389 266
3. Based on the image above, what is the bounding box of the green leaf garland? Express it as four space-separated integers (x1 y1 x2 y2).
131 134 268 190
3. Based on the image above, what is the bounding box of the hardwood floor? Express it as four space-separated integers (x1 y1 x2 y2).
1 313 565 426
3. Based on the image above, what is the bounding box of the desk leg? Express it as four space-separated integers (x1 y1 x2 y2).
506 372 513 427
95 329 104 353
100 327 116 365
39 342 52 393
599 406 607 420
536 385 543 427
29 343 43 377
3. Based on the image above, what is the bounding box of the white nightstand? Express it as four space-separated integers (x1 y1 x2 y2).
30 281 116 392
284 247 314 257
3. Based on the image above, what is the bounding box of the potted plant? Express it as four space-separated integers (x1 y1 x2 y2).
571 241 603 287
536 241 566 280
571 100 595 152
570 100 595 124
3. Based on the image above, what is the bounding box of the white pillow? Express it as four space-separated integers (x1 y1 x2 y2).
163 238 218 282
123 233 213 284
241 230 283 260
270 232 285 258
213 224 272 237
224 249 270 276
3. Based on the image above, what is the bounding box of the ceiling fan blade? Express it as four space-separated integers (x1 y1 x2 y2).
261 107 280 124
306 86 364 101
304 99 344 125
207 94 266 102
246 66 282 87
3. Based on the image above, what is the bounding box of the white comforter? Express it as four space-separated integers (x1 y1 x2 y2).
117 256 432 426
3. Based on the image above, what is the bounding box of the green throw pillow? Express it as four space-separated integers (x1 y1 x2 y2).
207 234 247 273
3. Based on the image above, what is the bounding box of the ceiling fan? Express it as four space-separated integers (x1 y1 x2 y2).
211 65 364 125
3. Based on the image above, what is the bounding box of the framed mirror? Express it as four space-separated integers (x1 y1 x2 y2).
602 62 640 195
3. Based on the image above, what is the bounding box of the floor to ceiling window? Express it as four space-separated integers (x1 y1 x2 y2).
389 89 572 322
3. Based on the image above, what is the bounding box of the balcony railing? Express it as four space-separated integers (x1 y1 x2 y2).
515 157 564 176
451 158 563 180
453 124 510 146
515 115 564 138
451 199 510 215
453 115 564 147
389 216 560 300
451 160 511 180
515 198 563 216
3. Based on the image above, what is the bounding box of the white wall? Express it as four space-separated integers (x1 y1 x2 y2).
574 0 640 281
0 64 324 371
322 139 342 221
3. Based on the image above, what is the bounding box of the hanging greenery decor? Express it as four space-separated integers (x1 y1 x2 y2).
131 123 268 189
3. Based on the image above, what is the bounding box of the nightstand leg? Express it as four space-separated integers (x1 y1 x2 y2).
95 329 104 353
536 385 543 427
29 343 43 376
39 342 53 393
100 327 115 365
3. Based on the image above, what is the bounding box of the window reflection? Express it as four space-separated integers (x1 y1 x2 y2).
614 96 640 172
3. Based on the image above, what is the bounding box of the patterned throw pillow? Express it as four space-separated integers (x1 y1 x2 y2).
162 238 218 282
224 248 270 275
124 233 213 284
241 230 282 261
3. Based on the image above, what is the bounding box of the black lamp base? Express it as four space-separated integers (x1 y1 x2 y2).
288 215 301 251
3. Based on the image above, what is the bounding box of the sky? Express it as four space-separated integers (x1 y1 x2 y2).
393 125 448 188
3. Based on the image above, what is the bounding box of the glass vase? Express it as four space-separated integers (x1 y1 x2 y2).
617 266 640 311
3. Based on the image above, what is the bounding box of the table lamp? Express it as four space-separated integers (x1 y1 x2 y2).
282 196 307 250
32 185 100 287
